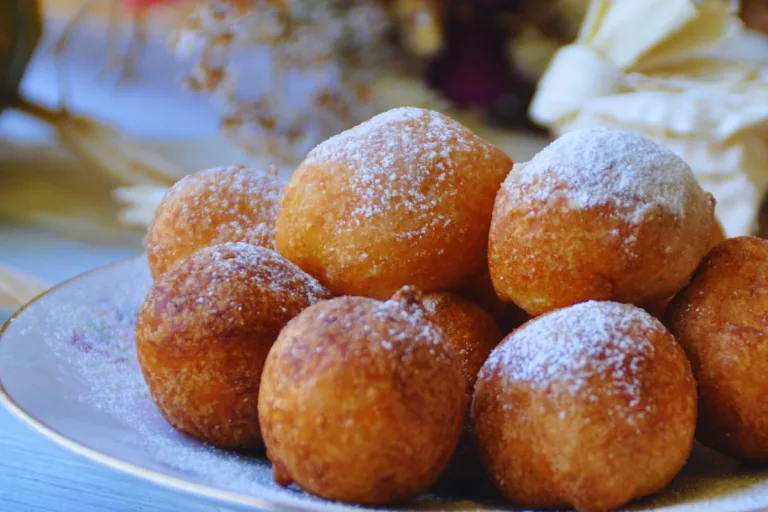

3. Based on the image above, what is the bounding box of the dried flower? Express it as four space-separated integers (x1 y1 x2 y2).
173 0 399 164
392 0 445 57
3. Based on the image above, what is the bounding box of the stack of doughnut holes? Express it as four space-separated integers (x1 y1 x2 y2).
137 107 764 512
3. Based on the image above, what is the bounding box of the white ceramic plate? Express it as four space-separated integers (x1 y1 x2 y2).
2 257 768 512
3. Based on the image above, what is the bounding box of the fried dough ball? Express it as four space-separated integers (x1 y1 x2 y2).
422 292 502 396
472 301 697 512
276 107 513 299
455 271 530 334
136 242 331 448
258 287 466 504
644 218 727 318
147 165 283 279
642 297 673 320
418 293 502 494
666 236 768 464
489 127 715 316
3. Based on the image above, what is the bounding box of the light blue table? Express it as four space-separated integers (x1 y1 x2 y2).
0 406 240 511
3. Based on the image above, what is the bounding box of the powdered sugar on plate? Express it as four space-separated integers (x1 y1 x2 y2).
508 127 700 224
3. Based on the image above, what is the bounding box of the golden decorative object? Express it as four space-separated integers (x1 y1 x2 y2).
0 0 42 112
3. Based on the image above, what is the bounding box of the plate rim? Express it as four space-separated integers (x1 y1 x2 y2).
5 258 768 512
0 256 312 512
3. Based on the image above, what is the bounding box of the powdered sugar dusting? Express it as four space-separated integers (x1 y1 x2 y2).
372 287 443 350
200 242 330 304
151 165 283 257
303 107 485 238
483 301 659 418
421 295 439 314
509 127 698 224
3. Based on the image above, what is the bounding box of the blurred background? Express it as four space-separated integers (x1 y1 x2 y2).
1 0 768 317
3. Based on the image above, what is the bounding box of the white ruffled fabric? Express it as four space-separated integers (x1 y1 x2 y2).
530 0 768 236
